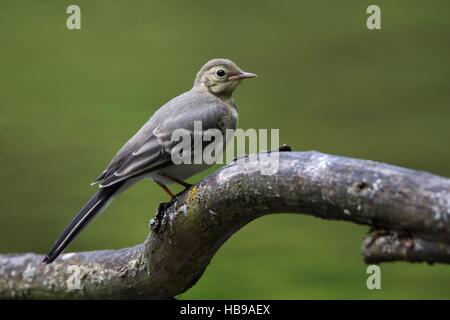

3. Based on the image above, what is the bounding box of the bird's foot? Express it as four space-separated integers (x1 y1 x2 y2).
173 185 193 199
150 185 193 232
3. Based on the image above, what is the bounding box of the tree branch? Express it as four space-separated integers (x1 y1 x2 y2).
1 151 449 299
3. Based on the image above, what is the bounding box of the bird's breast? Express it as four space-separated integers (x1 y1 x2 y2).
218 105 238 133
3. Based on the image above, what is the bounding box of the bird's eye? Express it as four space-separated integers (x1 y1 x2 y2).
216 69 226 78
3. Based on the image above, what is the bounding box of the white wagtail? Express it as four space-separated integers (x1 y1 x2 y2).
43 58 257 263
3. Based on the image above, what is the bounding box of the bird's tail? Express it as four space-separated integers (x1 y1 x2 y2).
43 183 123 264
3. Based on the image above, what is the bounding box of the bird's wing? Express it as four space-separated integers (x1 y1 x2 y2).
98 99 227 188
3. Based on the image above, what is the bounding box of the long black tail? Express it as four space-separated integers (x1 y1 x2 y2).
43 184 123 264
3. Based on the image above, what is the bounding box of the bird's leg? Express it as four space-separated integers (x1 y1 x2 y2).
155 181 174 198
159 173 193 189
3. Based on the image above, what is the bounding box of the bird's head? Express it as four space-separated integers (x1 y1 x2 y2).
193 58 257 97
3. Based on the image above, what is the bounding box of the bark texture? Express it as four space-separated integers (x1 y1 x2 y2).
1 151 449 299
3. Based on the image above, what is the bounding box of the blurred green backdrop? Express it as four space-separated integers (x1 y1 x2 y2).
1 0 450 299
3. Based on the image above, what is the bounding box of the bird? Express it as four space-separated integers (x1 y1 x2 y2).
43 58 257 264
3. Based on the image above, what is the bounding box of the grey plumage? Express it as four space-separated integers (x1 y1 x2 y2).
44 58 256 263
96 91 234 187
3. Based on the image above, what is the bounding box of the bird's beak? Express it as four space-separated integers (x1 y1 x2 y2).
229 72 257 80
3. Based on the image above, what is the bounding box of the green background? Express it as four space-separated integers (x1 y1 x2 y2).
1 0 450 299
